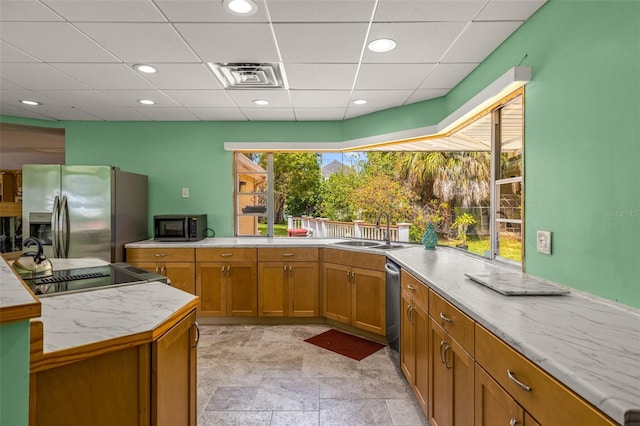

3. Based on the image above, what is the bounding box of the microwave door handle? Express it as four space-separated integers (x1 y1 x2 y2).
52 195 60 257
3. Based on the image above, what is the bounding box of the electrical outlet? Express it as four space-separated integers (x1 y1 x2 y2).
181 187 189 198
537 230 551 254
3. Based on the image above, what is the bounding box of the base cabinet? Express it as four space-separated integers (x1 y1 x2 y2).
196 248 257 317
127 248 196 294
30 310 198 426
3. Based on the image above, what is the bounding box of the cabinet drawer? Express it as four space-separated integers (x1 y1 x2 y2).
475 325 616 426
126 247 194 263
401 270 429 312
258 247 318 262
322 248 385 271
429 290 474 355
196 247 256 262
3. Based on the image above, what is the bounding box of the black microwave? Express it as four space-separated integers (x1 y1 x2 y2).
154 215 207 241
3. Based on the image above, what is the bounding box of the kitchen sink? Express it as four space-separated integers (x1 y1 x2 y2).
333 240 381 247
332 240 407 250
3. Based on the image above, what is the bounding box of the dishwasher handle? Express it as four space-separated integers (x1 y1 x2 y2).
385 262 400 277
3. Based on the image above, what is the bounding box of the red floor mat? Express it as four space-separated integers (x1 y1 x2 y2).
304 329 385 361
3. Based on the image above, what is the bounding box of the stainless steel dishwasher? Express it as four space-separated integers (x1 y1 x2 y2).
385 259 401 358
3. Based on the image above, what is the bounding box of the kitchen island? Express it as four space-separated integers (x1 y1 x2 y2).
125 238 640 425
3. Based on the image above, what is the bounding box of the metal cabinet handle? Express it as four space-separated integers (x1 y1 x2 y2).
155 265 160 273
507 369 532 392
288 266 292 272
439 312 453 323
407 285 416 290
439 340 447 365
282 253 294 257
160 265 166 275
192 321 200 348
221 266 225 273
510 419 519 426
220 253 233 257
444 344 452 369
226 265 231 273
154 253 167 257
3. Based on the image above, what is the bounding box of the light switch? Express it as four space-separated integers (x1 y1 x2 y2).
181 187 189 198
537 230 551 254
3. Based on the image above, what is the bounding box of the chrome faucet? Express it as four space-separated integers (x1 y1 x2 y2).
376 211 391 245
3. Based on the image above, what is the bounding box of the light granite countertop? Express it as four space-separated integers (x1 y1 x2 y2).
0 256 40 322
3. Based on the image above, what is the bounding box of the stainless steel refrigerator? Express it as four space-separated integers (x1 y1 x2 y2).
22 165 148 262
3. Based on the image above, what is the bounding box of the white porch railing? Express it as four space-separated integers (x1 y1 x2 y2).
287 216 411 242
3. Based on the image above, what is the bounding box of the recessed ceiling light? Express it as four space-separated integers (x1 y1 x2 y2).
134 64 157 74
353 99 368 105
20 100 41 106
224 0 258 16
368 38 397 53
253 99 269 106
137 99 155 105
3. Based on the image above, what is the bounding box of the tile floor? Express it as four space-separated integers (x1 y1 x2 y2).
197 324 429 426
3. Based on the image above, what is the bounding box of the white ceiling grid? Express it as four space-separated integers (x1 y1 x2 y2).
0 0 545 122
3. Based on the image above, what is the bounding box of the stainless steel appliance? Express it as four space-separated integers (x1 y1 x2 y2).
154 214 207 241
22 165 148 262
19 262 168 297
385 259 401 358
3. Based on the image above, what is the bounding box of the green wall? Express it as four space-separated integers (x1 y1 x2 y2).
0 320 30 425
2 0 638 308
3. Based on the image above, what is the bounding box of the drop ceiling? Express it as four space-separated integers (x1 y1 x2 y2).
0 0 546 122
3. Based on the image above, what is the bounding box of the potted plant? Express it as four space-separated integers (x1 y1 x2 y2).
451 212 477 250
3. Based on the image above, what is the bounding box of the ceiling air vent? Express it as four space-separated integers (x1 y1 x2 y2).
208 62 287 89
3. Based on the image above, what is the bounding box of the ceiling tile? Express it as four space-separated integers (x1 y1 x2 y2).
0 102 55 120
344 105 385 119
155 0 269 22
420 63 479 89
0 41 40 62
76 23 200 63
226 89 291 108
355 63 436 90
29 104 102 120
405 88 449 104
99 89 180 107
0 78 27 91
476 0 547 21
0 89 67 106
69 106 150 121
285 63 358 90
268 0 375 22
136 63 223 90
274 23 368 63
187 107 248 121
1 63 92 90
0 22 119 62
162 90 236 108
364 22 467 63
42 0 167 22
50 63 156 90
374 0 486 22
175 23 279 63
441 21 523 63
242 107 295 121
132 107 198 121
349 90 414 108
294 108 347 121
37 90 125 108
290 90 351 108
0 0 64 21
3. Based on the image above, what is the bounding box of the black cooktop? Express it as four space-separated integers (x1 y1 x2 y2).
23 265 148 297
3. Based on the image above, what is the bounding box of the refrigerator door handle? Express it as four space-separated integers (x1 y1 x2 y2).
52 195 60 258
59 196 70 258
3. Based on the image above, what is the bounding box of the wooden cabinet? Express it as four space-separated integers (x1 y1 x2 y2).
322 248 386 336
475 325 616 426
30 310 198 426
257 248 319 317
196 248 257 317
428 291 475 426
127 248 196 295
400 270 429 415
152 311 198 426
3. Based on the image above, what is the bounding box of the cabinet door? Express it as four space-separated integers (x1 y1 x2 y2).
164 262 196 294
196 262 226 316
352 266 386 335
323 262 351 324
227 261 257 316
289 262 318 317
400 291 416 384
258 262 287 316
475 364 523 426
450 337 474 426
152 311 197 426
429 319 451 426
414 303 429 414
